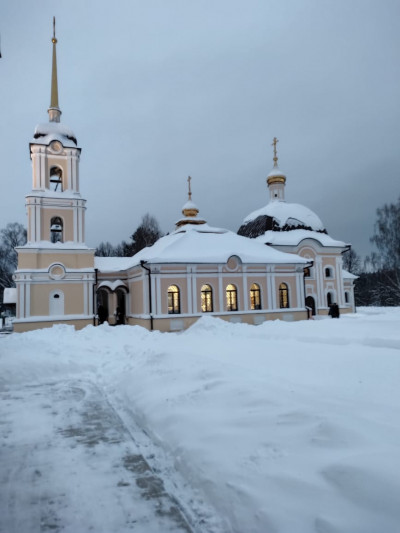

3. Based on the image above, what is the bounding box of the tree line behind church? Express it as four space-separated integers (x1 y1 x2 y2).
1 200 400 308
95 213 162 258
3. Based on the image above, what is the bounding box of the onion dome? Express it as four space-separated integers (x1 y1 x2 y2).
267 137 286 201
238 137 327 238
175 176 207 228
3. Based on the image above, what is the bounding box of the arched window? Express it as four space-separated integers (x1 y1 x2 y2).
201 284 213 312
50 166 63 192
226 284 238 311
304 267 313 277
50 216 63 243
250 283 261 310
325 267 333 278
327 291 333 307
279 283 290 308
168 285 180 314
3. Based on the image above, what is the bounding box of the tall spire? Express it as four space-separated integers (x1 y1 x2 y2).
48 17 61 123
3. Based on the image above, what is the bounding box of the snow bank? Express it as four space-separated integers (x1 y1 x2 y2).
1 308 400 533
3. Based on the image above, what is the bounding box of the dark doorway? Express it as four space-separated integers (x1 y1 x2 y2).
327 292 333 307
97 289 110 324
305 296 316 316
115 289 126 325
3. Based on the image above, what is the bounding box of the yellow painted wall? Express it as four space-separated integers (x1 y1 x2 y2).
30 282 85 316
14 318 92 333
17 250 94 269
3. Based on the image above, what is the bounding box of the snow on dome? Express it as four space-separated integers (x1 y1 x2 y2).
244 200 325 232
267 166 286 178
176 196 206 228
255 229 347 248
182 199 198 211
32 122 78 147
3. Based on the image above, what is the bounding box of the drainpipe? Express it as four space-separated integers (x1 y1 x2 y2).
341 244 355 313
140 260 153 331
93 268 98 326
304 260 313 319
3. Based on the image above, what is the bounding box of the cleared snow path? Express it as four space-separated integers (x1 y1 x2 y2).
0 380 193 533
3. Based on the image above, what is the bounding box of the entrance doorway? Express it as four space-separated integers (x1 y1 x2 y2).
97 288 110 324
115 289 126 325
305 296 316 316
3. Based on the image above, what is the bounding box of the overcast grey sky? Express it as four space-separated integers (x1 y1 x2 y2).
1 0 399 258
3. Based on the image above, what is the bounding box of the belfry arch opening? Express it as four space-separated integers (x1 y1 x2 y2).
50 216 63 243
49 166 63 191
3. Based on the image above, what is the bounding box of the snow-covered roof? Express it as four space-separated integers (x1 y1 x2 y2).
95 257 138 273
27 190 83 200
19 241 92 250
342 269 358 280
244 200 325 232
136 224 310 265
32 122 78 147
97 280 128 291
96 223 309 273
256 229 347 248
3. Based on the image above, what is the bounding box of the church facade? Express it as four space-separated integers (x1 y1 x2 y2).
12 27 355 333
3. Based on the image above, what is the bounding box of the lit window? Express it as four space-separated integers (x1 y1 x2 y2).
226 284 238 311
201 284 213 312
250 283 261 310
168 285 180 314
279 283 289 308
50 216 63 243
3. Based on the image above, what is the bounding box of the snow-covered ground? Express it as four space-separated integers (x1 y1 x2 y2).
1 308 400 533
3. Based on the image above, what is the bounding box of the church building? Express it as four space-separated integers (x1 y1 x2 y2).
12 25 355 333
238 138 357 316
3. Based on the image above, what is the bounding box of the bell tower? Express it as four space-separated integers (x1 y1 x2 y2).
13 19 96 332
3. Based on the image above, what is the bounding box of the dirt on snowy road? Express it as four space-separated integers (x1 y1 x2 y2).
0 380 193 533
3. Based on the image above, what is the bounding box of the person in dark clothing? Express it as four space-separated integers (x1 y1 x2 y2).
98 304 107 324
115 306 125 325
329 303 340 318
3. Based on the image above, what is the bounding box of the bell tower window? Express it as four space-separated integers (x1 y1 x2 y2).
50 166 63 191
50 216 63 243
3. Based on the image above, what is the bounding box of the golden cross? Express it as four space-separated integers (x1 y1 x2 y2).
187 175 192 200
271 137 279 166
